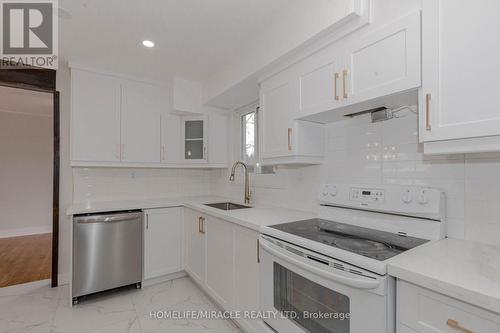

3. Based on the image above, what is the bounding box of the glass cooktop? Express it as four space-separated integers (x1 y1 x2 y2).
269 218 429 261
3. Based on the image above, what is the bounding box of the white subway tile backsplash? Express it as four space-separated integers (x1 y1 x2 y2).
212 106 500 246
73 167 211 203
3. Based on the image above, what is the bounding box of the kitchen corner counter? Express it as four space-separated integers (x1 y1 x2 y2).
66 196 317 232
388 238 500 314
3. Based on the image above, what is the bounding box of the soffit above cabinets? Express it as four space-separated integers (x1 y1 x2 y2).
204 0 372 110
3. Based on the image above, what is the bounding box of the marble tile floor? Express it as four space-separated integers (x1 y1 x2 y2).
0 277 243 333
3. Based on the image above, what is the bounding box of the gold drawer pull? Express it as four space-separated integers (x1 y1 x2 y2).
287 128 292 151
334 72 339 100
446 319 475 333
343 69 348 99
257 239 260 263
426 93 432 131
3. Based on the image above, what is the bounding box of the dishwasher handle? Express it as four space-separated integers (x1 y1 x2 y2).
75 212 142 224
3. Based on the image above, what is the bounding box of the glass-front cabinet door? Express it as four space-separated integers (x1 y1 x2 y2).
182 116 207 163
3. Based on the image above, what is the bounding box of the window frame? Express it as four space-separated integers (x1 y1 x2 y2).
239 104 259 166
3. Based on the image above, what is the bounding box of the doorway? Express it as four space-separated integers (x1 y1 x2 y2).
0 86 56 287
0 65 59 288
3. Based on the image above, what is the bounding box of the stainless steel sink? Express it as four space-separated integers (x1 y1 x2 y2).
205 202 252 211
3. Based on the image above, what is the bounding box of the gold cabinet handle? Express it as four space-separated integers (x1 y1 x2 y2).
257 239 260 263
334 72 339 101
288 128 292 151
426 93 432 131
115 144 121 160
446 319 474 333
343 69 349 99
198 217 202 233
161 145 165 161
200 217 206 234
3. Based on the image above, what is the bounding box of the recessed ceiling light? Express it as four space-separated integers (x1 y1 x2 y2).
142 40 155 48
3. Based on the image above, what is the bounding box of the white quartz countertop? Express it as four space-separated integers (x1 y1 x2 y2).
67 196 316 232
388 238 500 314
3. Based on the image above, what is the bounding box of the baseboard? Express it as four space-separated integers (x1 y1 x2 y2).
142 271 186 287
0 226 52 239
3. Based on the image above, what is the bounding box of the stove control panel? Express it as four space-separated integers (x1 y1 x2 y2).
350 188 385 203
318 183 445 222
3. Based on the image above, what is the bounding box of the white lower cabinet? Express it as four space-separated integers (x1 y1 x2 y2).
205 216 235 309
397 280 500 333
184 208 206 285
234 225 261 333
184 208 261 332
143 208 183 280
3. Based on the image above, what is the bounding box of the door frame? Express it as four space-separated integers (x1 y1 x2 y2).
0 64 59 287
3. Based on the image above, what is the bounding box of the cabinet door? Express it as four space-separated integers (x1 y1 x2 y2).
121 81 162 163
181 117 208 163
71 69 121 162
161 114 181 164
144 208 182 280
205 216 234 309
184 209 205 284
298 49 343 117
421 0 500 142
234 226 260 331
260 70 298 158
207 112 229 165
343 11 421 106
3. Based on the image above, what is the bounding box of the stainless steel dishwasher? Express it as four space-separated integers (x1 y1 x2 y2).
72 210 143 304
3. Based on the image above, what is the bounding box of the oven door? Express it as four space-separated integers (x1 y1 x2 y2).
259 235 393 333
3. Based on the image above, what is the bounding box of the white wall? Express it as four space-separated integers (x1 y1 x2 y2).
0 103 53 238
212 108 500 247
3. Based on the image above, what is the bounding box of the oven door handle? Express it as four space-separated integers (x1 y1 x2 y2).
260 240 380 290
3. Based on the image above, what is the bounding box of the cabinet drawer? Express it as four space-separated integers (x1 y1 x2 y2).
398 281 500 333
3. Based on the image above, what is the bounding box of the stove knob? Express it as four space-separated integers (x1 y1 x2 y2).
418 191 428 205
402 190 412 204
329 186 338 197
321 187 329 197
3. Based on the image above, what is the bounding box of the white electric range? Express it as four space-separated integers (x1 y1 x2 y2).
259 184 445 333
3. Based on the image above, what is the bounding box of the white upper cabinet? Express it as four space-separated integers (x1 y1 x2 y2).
259 65 325 165
421 0 500 154
260 69 297 159
161 114 181 164
207 111 229 165
71 69 121 162
343 11 421 105
298 48 343 117
121 81 162 163
71 67 228 167
292 11 421 123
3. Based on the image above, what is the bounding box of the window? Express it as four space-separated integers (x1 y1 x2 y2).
241 106 258 164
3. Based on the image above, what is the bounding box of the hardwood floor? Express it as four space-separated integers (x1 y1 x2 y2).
0 233 52 288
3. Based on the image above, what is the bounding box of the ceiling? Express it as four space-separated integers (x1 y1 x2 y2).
0 86 53 117
59 0 300 82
